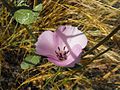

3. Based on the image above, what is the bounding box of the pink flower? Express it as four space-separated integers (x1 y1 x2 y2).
35 25 88 67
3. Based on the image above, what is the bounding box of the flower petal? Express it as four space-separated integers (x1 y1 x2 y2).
47 44 82 67
35 31 57 57
56 25 88 49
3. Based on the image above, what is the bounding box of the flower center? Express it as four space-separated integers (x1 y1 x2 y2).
55 46 69 61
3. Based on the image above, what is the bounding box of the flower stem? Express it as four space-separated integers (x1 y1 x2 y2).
82 25 120 58
87 46 112 65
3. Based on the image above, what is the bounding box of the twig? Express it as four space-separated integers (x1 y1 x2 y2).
82 25 120 58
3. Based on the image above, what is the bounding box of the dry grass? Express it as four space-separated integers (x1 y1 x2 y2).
0 0 120 90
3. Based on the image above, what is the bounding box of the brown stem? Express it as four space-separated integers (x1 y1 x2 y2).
82 25 120 58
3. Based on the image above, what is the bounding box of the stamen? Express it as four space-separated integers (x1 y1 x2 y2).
63 46 66 50
66 51 69 54
63 52 66 55
55 46 69 61
55 51 59 57
58 47 60 51
55 51 58 54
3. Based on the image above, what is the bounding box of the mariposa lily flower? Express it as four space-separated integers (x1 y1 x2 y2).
35 25 88 67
